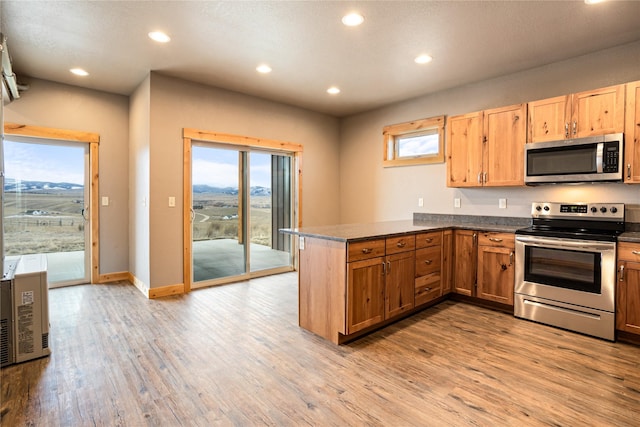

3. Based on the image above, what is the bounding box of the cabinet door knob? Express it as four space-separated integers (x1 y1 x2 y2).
619 264 625 281
565 122 569 138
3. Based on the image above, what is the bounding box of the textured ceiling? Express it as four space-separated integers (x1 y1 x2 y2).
2 1 640 117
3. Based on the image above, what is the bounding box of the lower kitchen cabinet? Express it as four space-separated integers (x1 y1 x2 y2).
617 242 640 335
385 250 415 319
477 232 515 305
452 230 477 296
347 256 386 334
415 231 443 306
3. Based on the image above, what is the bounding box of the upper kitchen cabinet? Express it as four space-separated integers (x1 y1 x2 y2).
447 104 526 187
528 84 625 143
625 80 640 183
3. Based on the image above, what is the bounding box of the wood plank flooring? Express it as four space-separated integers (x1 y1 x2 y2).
2 272 640 426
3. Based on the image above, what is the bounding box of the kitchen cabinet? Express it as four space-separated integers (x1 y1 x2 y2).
624 80 640 183
528 84 625 143
447 104 526 187
476 232 515 305
414 231 443 306
442 229 453 294
385 235 416 319
452 230 477 296
346 236 416 334
616 242 640 335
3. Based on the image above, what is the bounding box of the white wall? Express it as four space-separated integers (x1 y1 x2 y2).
129 76 151 286
4 78 130 274
146 73 340 287
339 41 640 224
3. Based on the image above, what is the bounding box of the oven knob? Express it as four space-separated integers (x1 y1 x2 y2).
543 206 550 211
600 207 607 213
590 206 597 213
536 205 542 211
611 207 618 214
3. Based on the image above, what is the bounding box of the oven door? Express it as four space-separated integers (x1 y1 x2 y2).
515 235 616 313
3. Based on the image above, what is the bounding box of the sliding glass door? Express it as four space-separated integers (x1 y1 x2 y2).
3 137 90 287
190 143 293 287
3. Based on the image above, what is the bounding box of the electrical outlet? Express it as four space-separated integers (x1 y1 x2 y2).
169 196 176 207
300 236 305 250
101 196 109 206
418 197 424 207
454 198 461 208
499 198 507 209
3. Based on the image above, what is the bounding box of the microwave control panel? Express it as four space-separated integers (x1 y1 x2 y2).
602 142 619 173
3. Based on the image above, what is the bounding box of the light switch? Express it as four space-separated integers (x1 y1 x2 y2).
101 196 109 206
499 198 507 209
454 198 461 208
168 196 176 207
418 197 424 207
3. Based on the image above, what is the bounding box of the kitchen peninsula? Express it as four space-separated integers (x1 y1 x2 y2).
282 215 529 344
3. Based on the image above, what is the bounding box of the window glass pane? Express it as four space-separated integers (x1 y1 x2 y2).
396 131 439 158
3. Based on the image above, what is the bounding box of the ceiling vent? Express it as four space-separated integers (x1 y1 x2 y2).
1 33 20 105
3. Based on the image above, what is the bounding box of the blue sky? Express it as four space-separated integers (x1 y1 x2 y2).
4 140 85 185
192 146 272 188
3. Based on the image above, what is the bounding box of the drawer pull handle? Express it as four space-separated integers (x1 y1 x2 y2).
489 237 503 242
361 248 372 254
425 238 433 243
425 287 432 291
424 260 433 265
632 250 640 255
397 241 406 248
619 265 625 281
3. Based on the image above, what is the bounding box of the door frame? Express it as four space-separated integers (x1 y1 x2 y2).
4 123 100 284
182 128 303 292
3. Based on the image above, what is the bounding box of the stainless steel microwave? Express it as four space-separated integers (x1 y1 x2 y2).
524 133 623 185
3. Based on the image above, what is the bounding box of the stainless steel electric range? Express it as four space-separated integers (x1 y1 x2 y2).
514 202 625 341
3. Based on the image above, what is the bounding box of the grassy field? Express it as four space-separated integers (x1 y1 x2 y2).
3 190 86 255
192 193 272 246
3 191 275 255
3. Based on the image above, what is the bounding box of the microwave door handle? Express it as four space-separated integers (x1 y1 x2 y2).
596 142 603 173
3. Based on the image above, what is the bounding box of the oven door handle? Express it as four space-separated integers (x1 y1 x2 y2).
515 235 615 252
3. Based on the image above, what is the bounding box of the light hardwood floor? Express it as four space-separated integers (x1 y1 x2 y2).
2 272 639 426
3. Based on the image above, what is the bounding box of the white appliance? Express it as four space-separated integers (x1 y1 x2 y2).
2 254 51 365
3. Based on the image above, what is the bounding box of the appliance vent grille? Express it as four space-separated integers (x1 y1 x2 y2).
42 333 49 350
0 319 9 365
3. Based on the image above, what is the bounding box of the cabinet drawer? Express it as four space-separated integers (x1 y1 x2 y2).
478 232 514 248
386 235 416 255
618 242 640 262
415 231 442 249
415 246 441 277
415 273 442 306
348 239 385 262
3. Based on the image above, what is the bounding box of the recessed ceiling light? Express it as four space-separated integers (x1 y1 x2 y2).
342 13 364 27
415 54 433 64
584 0 605 4
148 31 171 43
327 87 341 95
70 68 89 76
256 64 272 74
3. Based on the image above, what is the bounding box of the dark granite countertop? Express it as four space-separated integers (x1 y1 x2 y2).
281 214 640 243
281 214 530 242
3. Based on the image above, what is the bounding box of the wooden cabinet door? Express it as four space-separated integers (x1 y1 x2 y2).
452 230 477 296
447 111 484 187
385 251 415 319
483 103 526 186
347 257 385 334
527 95 570 143
477 245 515 305
572 84 625 138
616 261 640 334
441 229 453 294
624 80 640 183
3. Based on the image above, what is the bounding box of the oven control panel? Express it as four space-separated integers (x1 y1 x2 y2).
531 202 625 220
